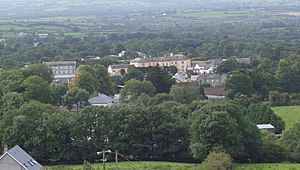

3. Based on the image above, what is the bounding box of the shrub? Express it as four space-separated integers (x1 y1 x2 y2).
201 151 234 170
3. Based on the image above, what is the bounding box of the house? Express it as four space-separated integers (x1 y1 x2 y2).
257 124 275 133
0 38 6 44
44 61 77 83
36 33 48 39
198 74 226 87
236 57 251 65
108 64 130 76
193 64 214 74
89 93 119 107
173 73 187 83
0 145 42 170
130 54 191 73
204 87 227 99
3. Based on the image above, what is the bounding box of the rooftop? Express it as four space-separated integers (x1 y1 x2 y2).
0 145 42 170
257 124 275 129
204 87 227 96
44 61 76 66
89 94 119 105
130 54 189 63
109 64 130 69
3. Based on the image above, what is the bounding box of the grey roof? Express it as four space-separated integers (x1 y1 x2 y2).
89 94 119 105
130 54 189 63
236 58 251 64
3 145 42 170
257 124 275 129
109 64 130 69
44 61 76 66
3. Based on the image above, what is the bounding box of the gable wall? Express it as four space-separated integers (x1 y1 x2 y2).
0 154 26 170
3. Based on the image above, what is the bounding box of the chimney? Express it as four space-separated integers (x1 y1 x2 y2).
3 144 8 153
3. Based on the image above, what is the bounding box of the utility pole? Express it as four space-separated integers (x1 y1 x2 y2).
115 150 119 170
103 148 106 170
102 136 109 170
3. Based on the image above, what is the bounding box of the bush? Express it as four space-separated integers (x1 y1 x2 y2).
201 151 234 170
269 91 291 106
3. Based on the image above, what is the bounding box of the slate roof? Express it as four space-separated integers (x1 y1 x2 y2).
204 87 227 96
89 94 119 105
0 145 42 170
130 54 189 63
109 64 130 69
44 61 76 66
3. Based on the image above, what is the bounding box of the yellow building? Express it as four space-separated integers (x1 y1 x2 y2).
130 54 191 73
107 64 130 76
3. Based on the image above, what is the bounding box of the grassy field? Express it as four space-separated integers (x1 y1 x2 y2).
272 106 300 129
43 162 300 170
236 163 300 170
43 161 199 170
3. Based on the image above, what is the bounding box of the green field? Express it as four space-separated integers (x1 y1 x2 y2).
236 163 300 170
43 162 300 170
272 106 300 129
43 161 199 170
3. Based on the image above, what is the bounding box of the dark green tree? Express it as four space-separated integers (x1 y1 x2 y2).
22 75 53 104
146 66 175 93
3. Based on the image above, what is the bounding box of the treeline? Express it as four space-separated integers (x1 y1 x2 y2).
215 55 300 105
1 93 299 164
2 19 300 68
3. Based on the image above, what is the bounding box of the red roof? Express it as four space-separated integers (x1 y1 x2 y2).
204 87 227 96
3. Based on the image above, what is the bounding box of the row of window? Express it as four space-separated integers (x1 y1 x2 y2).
52 65 75 69
54 70 74 74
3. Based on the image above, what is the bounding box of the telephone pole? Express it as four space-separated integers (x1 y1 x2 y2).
115 150 119 170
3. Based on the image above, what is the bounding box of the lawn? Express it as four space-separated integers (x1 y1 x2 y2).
43 162 300 170
43 161 199 170
272 106 300 129
236 163 300 170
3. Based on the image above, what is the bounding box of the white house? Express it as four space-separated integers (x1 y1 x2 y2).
0 145 42 170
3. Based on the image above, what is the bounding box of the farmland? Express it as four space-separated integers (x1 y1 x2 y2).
272 106 300 130
43 162 300 170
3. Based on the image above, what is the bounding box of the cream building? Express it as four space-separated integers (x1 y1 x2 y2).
44 61 77 83
130 54 191 73
107 64 130 76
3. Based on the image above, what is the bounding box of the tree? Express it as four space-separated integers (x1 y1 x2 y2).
71 66 98 94
246 103 285 133
1 101 75 162
225 71 254 98
189 101 262 162
170 83 201 104
23 64 53 83
93 64 113 95
120 79 155 102
62 88 90 111
50 83 68 106
71 106 113 160
22 75 53 104
201 151 234 170
115 44 126 53
112 105 190 161
0 69 25 94
260 130 288 163
216 59 238 74
1 92 24 113
281 123 300 162
276 55 300 93
124 67 144 82
146 66 175 93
